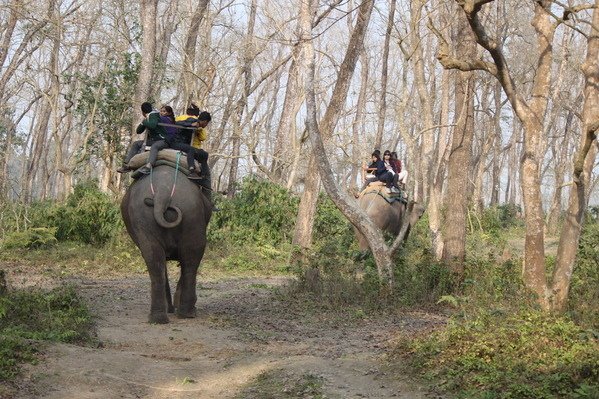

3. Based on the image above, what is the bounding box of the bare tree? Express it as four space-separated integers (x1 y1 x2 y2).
292 0 374 251
437 0 597 310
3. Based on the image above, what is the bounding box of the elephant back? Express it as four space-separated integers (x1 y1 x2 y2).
358 182 406 205
128 149 200 177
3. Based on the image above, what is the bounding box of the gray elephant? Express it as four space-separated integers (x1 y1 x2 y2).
121 163 212 324
355 183 422 251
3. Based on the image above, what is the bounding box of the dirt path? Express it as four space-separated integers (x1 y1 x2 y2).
14 275 445 399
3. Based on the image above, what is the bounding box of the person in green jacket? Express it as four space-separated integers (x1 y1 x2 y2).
117 102 167 174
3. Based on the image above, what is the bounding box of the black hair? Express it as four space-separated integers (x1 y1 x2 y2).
161 105 175 122
383 150 391 156
198 111 211 122
186 103 200 116
391 151 398 159
371 152 381 160
141 102 153 114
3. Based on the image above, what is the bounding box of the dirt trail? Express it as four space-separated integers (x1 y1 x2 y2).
14 275 445 399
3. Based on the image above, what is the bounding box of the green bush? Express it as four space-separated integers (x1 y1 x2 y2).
208 176 299 246
1 181 122 245
398 310 599 399
0 286 93 381
570 219 599 329
2 227 57 249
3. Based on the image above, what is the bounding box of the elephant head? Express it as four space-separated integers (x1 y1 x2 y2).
355 184 423 251
121 164 212 324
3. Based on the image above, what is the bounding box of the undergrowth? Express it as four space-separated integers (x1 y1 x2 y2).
395 310 599 399
0 286 94 382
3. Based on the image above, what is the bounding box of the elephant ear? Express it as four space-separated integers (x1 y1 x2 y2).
144 198 155 207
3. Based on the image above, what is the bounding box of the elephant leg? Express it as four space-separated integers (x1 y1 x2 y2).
173 279 182 310
176 257 200 318
165 266 174 313
140 243 169 324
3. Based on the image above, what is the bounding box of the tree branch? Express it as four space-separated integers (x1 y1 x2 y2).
428 16 498 75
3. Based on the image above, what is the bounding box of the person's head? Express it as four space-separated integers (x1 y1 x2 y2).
197 111 211 128
141 102 153 115
373 149 381 157
160 105 174 119
186 103 200 116
391 151 398 160
371 152 380 161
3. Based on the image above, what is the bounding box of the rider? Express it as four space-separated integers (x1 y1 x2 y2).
117 102 166 174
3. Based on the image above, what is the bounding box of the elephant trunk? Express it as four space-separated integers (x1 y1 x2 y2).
144 196 183 229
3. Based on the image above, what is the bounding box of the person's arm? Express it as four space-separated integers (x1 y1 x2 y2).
196 127 207 142
136 123 146 135
142 112 159 130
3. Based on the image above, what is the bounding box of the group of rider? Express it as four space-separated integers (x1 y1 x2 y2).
119 102 407 198
360 149 407 193
117 102 212 191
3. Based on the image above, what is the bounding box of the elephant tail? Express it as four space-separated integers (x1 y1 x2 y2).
143 197 182 229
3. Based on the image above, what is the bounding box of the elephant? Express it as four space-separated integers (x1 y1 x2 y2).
354 182 423 251
121 161 212 324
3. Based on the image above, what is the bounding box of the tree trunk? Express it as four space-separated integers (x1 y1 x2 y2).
441 9 476 280
177 0 210 108
410 0 435 204
429 69 451 260
374 0 396 149
227 0 257 198
131 0 158 134
350 50 369 192
551 0 599 312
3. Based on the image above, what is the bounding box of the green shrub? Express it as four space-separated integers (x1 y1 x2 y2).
398 310 599 399
570 220 599 329
2 227 57 249
0 286 93 381
208 176 299 246
1 181 122 245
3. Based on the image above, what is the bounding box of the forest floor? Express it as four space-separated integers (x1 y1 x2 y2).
4 264 447 399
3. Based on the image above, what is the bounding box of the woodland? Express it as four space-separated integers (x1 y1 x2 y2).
0 0 599 398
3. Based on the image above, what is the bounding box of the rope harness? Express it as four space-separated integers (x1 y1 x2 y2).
150 151 182 201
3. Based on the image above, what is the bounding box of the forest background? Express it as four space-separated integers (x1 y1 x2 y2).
0 0 599 398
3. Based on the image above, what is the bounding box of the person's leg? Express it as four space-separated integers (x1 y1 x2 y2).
118 140 143 173
397 170 408 188
193 149 209 177
139 140 167 174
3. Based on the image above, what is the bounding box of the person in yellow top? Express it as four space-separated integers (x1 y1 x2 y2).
175 104 212 192
175 104 211 148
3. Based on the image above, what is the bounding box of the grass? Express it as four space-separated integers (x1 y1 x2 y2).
234 370 325 399
0 286 94 383
392 309 599 399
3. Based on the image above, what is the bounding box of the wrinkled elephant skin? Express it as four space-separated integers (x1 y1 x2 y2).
121 165 212 324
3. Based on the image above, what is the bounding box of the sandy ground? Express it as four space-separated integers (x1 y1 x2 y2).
7 273 446 399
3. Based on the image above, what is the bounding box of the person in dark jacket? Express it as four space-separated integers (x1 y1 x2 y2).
157 105 203 181
117 102 167 174
358 152 392 192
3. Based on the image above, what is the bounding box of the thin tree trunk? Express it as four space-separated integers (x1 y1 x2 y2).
227 0 257 198
551 0 599 311
131 0 158 134
374 0 396 149
177 0 210 108
350 50 369 192
429 69 451 260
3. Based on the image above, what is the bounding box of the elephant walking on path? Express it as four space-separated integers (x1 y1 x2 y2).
121 164 212 323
